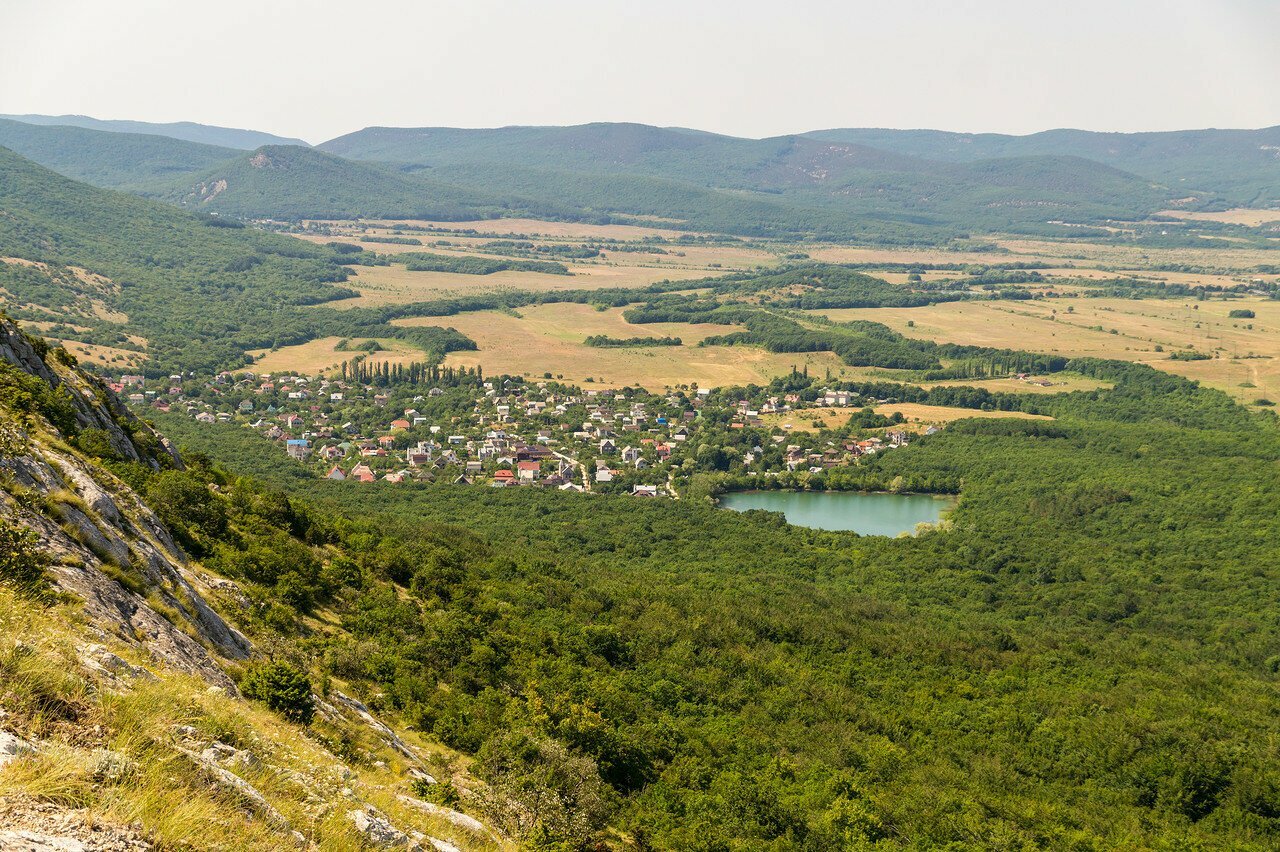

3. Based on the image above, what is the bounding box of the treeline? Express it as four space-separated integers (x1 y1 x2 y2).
399 251 570 276
621 302 942 370
584 335 682 348
337 359 485 387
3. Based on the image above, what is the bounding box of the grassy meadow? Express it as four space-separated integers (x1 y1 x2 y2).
812 296 1280 405
396 303 849 388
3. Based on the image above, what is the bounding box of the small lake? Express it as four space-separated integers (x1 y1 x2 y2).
718 490 955 535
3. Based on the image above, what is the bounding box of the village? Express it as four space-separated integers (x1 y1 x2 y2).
113 369 923 498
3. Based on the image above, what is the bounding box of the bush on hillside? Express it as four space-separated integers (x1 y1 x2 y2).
240 660 314 725
0 518 48 598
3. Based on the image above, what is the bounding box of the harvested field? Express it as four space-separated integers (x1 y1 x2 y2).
395 303 849 389
248 337 425 375
323 262 713 308
811 296 1280 405
759 404 1053 433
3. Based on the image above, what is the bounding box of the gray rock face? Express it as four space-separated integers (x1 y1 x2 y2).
426 839 461 852
2 447 248 690
330 692 424 765
0 730 36 767
177 746 291 830
346 807 419 849
396 795 494 839
0 320 178 469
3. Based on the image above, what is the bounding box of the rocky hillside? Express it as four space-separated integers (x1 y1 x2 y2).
0 317 508 851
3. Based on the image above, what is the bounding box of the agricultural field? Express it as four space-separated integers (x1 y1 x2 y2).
1157 208 1280 227
324 261 715 307
993 238 1280 274
921 373 1112 394
759 403 1054 433
293 218 779 308
247 336 425 375
61 339 147 369
870 402 1055 429
812 296 1280 405
395 303 850 388
297 224 775 270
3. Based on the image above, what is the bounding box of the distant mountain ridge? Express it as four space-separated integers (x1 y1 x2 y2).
4 115 1275 243
802 126 1280 207
0 113 308 150
0 118 240 189
147 144 540 221
319 122 1174 233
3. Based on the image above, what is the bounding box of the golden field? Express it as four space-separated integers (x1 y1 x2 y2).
758 403 1053 433
395 303 851 389
247 337 426 375
812 296 1280 405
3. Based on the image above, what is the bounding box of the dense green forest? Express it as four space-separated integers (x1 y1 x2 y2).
0 148 488 374
146 145 540 221
805 125 1280 208
145 353 1280 850
399 251 570 276
0 117 240 189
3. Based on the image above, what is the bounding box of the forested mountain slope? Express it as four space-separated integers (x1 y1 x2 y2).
147 144 543 221
805 125 1280 207
0 317 508 850
0 146 373 373
0 118 240 189
321 122 1175 231
0 113 309 149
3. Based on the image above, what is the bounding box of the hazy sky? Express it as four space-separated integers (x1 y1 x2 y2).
3 0 1277 144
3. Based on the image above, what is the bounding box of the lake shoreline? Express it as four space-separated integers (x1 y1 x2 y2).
716 489 957 535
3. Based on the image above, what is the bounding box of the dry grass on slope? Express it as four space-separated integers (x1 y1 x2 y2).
0 588 508 851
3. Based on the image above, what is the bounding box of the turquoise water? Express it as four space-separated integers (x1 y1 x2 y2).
718 490 954 535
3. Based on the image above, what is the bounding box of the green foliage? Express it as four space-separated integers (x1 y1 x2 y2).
72 427 122 460
477 731 613 847
583 335 682 348
0 517 49 597
144 470 227 555
173 355 1280 849
149 145 521 221
400 251 569 276
0 360 79 435
1230 308 1257 319
0 147 366 374
239 660 315 725
0 117 240 189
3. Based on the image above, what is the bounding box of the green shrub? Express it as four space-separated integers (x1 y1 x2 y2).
240 661 314 725
0 518 48 597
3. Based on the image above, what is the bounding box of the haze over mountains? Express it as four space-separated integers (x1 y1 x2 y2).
2 113 1277 244
0 113 308 149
